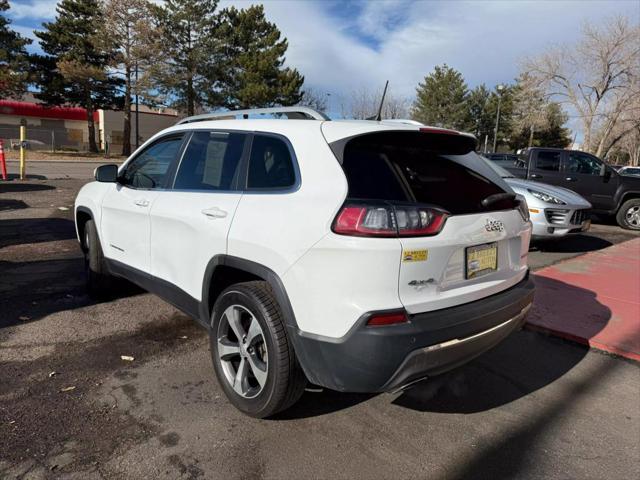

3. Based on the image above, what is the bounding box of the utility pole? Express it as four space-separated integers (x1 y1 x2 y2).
493 84 504 153
135 61 140 151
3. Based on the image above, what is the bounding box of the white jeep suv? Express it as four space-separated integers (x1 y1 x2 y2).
75 107 535 418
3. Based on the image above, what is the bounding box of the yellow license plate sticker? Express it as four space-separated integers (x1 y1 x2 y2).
466 243 497 279
403 249 428 262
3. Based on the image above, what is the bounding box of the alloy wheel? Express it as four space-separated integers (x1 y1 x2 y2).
625 205 640 227
216 305 268 399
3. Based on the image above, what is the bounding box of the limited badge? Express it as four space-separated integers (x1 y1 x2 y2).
403 249 428 262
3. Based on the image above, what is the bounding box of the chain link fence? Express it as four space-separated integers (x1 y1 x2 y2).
0 126 86 152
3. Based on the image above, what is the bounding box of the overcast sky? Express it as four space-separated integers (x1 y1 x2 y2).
6 0 640 117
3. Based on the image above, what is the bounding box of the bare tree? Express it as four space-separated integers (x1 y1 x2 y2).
100 0 159 155
523 16 640 157
621 128 640 166
299 87 329 113
341 85 410 120
617 128 640 166
606 93 640 165
511 73 549 147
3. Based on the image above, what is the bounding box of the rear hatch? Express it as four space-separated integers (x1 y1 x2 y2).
328 126 531 314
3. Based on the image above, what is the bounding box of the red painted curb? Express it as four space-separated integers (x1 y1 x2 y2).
526 238 640 361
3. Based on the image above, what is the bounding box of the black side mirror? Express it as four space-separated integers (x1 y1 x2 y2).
95 164 119 183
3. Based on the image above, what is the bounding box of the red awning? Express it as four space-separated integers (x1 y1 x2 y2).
0 100 93 122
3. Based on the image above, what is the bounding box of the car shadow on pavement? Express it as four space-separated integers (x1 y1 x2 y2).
531 234 612 253
0 179 52 190
0 256 142 330
279 278 610 424
0 199 29 211
0 217 77 248
419 339 623 480
272 389 376 420
393 277 610 414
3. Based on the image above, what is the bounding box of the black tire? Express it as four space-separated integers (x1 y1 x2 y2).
209 281 307 418
83 219 113 297
616 199 640 230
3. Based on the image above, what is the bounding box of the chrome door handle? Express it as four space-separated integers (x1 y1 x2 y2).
565 177 577 182
134 199 150 207
202 207 228 219
530 174 542 179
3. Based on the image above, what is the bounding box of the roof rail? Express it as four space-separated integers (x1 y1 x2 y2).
176 106 329 125
380 119 424 126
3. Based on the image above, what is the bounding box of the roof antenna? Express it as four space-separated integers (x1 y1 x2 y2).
369 80 389 121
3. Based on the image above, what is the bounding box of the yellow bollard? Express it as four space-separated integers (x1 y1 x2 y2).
19 125 26 180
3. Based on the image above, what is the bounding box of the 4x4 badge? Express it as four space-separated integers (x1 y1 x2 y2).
485 219 505 232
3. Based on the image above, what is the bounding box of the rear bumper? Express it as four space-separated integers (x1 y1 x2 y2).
290 274 535 393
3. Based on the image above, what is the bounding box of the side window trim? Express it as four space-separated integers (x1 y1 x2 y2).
119 132 188 191
165 131 194 189
168 129 251 192
240 131 301 193
560 150 569 173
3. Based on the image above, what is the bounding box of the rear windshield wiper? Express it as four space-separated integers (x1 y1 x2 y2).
481 192 516 208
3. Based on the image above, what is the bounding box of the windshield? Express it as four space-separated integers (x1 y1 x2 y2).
478 155 514 178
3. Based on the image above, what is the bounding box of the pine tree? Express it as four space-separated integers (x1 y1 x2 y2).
466 84 494 141
34 0 122 152
510 102 571 150
537 103 571 148
214 5 304 109
412 64 469 129
149 0 220 116
0 0 31 98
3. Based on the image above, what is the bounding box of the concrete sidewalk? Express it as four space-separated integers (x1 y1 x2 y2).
528 238 640 360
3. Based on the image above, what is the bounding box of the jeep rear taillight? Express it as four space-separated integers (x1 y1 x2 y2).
332 203 448 237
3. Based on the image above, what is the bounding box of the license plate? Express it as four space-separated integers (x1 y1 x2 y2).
466 242 498 279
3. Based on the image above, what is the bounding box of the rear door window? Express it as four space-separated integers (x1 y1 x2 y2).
339 131 515 215
173 131 246 190
247 135 296 189
535 151 562 171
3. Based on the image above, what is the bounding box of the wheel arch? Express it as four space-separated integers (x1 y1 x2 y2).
618 191 640 210
75 206 94 251
200 255 299 332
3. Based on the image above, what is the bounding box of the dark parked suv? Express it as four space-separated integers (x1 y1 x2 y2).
500 147 640 230
484 153 520 166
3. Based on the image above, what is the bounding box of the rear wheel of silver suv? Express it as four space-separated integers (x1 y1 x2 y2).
209 281 307 418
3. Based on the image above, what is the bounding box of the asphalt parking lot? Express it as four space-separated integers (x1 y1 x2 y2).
1 175 639 479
